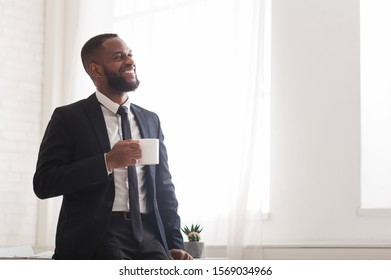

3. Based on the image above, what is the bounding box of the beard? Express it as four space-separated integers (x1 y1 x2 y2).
104 67 140 92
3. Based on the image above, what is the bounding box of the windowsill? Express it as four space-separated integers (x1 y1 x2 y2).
357 208 391 217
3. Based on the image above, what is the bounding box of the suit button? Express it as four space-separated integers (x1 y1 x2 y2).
106 201 113 207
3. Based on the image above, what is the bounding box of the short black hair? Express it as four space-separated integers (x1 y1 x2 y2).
81 33 119 74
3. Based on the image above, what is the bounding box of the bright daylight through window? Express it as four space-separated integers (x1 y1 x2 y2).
361 0 391 208
112 0 271 245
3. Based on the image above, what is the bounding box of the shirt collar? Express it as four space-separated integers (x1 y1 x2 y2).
95 90 131 114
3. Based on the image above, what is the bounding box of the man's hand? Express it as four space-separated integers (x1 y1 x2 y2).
106 140 141 171
169 249 193 260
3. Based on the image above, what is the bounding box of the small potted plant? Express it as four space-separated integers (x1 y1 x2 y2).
181 224 204 258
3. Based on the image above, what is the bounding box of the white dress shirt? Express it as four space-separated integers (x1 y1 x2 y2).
95 91 148 213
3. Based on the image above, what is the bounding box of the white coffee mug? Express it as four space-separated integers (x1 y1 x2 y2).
138 138 159 165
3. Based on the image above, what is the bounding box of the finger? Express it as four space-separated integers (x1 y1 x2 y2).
123 139 139 142
126 139 140 145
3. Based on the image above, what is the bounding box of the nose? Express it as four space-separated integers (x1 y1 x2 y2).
125 55 135 66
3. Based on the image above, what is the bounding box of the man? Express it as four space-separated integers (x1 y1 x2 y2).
33 33 192 260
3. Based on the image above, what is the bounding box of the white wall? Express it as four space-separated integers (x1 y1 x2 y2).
0 0 44 247
266 0 391 246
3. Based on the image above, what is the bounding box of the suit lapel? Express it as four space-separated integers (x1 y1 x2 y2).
130 104 151 139
131 104 157 213
84 94 111 152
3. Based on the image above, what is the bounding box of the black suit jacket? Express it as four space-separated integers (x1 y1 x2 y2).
33 93 184 259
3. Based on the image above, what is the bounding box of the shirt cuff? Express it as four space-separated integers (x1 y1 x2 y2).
104 153 113 175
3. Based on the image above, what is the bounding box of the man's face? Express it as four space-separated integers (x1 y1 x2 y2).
100 37 140 92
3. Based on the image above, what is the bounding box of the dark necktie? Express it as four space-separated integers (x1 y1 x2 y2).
117 105 143 243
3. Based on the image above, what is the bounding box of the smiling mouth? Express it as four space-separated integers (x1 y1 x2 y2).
122 69 135 79
123 69 134 74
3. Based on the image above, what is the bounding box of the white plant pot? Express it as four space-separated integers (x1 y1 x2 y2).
184 241 204 258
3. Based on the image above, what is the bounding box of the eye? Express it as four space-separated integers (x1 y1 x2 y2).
113 52 133 61
113 52 126 60
114 53 124 60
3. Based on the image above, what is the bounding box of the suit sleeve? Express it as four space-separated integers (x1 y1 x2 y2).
33 106 111 199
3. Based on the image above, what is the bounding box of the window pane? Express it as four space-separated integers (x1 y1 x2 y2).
113 0 270 244
361 0 391 208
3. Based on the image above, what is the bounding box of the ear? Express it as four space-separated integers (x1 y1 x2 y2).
89 63 102 78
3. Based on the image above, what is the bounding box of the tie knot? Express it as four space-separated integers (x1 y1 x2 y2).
117 105 128 116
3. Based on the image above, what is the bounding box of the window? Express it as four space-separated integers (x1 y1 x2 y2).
112 0 270 245
361 0 391 208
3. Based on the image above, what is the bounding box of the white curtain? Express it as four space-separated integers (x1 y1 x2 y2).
37 0 270 259
112 0 270 259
